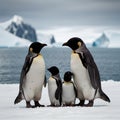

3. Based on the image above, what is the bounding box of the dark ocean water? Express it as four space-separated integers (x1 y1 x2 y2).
0 47 120 84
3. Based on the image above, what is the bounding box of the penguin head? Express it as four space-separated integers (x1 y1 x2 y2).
62 37 84 50
48 66 59 76
64 71 73 82
29 42 47 54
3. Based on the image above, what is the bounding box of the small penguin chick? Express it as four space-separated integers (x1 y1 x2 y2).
62 71 77 106
47 66 62 107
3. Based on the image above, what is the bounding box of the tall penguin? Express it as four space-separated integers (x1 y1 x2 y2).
47 66 62 107
62 71 77 106
63 37 110 107
14 42 47 108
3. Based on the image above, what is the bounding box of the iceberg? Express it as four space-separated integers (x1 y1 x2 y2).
92 33 110 47
37 31 56 45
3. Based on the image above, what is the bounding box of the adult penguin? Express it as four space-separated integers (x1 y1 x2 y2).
47 66 62 107
63 37 110 107
14 42 47 108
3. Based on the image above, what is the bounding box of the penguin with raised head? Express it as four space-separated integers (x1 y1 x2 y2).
14 42 47 108
62 71 77 106
63 37 110 107
47 66 62 107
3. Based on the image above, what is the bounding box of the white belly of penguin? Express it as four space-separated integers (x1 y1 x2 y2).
23 55 45 101
62 83 76 104
71 53 95 100
48 77 59 105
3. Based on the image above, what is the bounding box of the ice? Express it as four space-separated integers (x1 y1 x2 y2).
0 81 119 120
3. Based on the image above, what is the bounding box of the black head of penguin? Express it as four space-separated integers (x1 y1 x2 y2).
29 42 47 53
64 71 73 82
48 66 59 76
62 37 84 50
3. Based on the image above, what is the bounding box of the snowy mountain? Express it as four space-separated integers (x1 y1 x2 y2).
0 27 31 47
4 15 37 42
0 15 56 47
92 33 110 47
0 15 56 46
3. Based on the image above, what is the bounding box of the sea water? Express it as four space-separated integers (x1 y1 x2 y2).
0 47 120 84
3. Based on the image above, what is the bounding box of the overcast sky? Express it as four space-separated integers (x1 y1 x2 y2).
0 0 120 29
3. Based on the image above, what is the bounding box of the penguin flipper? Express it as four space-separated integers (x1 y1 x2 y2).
14 92 23 104
87 65 99 89
55 80 62 105
44 75 47 87
14 56 30 105
82 52 110 102
70 81 78 97
15 54 38 104
55 80 62 99
99 90 110 102
79 52 101 90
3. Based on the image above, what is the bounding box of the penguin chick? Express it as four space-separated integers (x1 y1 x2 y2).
47 66 62 107
62 71 77 106
14 42 47 108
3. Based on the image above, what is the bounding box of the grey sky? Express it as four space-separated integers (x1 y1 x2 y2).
0 0 120 29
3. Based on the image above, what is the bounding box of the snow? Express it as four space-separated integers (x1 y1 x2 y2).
0 80 120 120
0 15 23 29
0 27 31 47
12 15 23 25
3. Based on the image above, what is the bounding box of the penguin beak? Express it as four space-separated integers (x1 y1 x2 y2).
42 44 47 47
47 68 50 72
62 42 68 46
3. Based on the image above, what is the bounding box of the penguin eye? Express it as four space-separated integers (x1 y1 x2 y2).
78 42 81 47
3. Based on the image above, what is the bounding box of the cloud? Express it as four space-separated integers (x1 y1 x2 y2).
0 0 120 28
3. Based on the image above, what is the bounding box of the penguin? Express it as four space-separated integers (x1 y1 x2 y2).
14 42 47 108
47 66 62 107
63 37 110 107
62 71 77 106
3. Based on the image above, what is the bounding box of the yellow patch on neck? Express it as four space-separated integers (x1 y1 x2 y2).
30 47 33 52
78 42 81 47
64 81 71 84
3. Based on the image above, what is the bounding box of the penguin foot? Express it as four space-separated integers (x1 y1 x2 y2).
84 100 94 107
26 101 33 108
34 101 45 107
75 100 85 106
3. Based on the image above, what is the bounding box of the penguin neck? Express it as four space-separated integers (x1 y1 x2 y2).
28 51 39 57
74 44 87 53
64 81 71 84
52 74 61 81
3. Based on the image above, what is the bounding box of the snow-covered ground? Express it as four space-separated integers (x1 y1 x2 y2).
0 80 119 120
